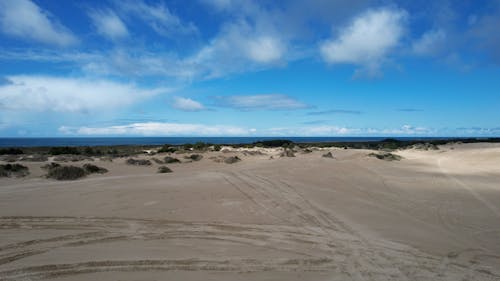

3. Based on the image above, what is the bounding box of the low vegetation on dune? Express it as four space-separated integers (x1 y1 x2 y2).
0 164 29 178
0 148 24 155
126 158 152 166
280 149 295 157
164 156 181 163
185 154 203 161
322 152 334 158
45 163 108 180
46 165 87 180
157 166 173 173
83 164 108 174
53 155 94 162
19 154 48 162
41 162 61 170
151 158 164 164
368 152 403 161
224 156 241 164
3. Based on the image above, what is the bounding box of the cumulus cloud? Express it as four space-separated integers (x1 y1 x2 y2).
320 8 407 77
412 29 446 56
0 76 168 113
213 94 309 111
0 0 77 47
60 122 253 136
172 97 205 111
188 20 286 78
89 9 128 41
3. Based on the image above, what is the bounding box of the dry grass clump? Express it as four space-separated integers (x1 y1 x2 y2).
126 158 152 166
164 156 181 163
185 154 203 161
368 152 403 161
83 164 108 174
0 164 29 178
157 166 173 173
46 166 86 180
224 156 241 164
322 152 334 158
280 149 295 157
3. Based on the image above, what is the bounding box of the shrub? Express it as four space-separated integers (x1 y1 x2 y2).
193 142 208 150
158 145 177 153
157 166 173 173
126 158 152 166
322 152 334 158
164 156 181 163
41 162 61 170
368 152 402 161
0 164 29 177
83 164 108 174
19 154 48 162
0 148 23 155
280 149 295 157
151 158 164 164
47 166 86 180
224 156 241 164
213 144 222 151
253 139 293 148
49 147 80 155
185 154 203 161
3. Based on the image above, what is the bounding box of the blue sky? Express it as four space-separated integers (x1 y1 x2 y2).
0 0 499 137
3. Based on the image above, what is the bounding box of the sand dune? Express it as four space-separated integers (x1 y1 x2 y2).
1 143 499 280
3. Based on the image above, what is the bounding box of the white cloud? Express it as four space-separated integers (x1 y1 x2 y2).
172 97 205 111
320 8 407 76
89 10 128 41
117 0 197 37
60 122 252 136
0 0 77 47
412 29 446 56
213 94 308 110
0 76 168 113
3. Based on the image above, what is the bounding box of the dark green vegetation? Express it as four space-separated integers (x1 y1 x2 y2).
45 163 108 180
157 166 173 173
0 164 29 178
1 138 499 160
368 152 403 161
0 148 23 155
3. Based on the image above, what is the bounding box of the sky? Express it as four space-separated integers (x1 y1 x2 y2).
0 0 499 137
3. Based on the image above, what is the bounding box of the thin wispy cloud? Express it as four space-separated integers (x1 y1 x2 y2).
307 109 362 115
0 0 77 47
88 9 129 41
212 94 309 111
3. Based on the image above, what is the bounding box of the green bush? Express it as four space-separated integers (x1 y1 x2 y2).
0 148 23 155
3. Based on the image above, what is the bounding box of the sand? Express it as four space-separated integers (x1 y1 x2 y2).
0 143 499 280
